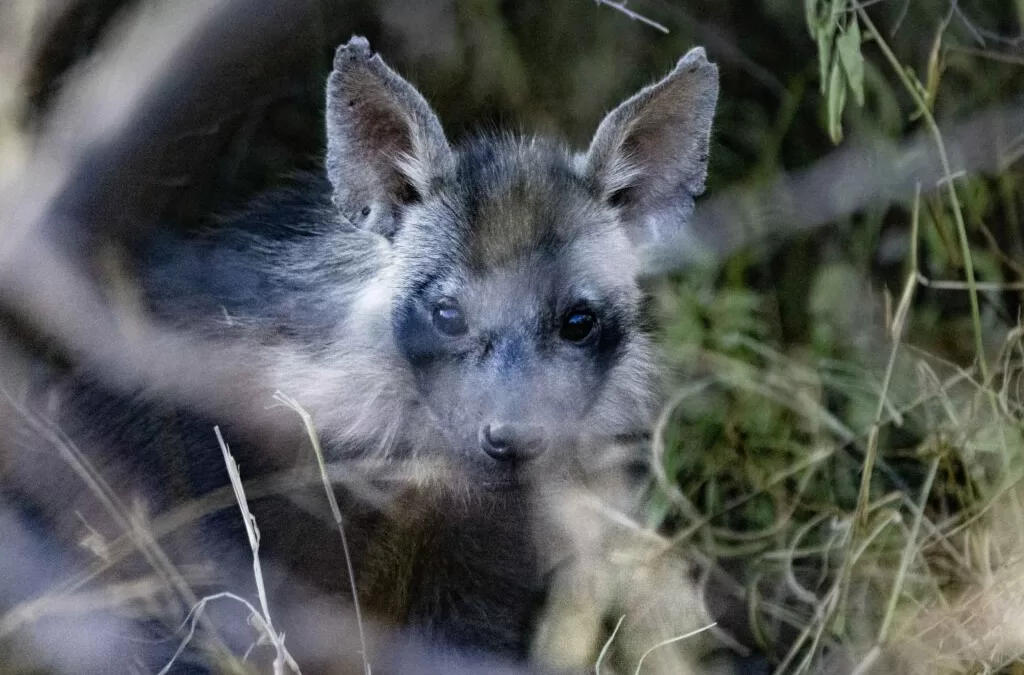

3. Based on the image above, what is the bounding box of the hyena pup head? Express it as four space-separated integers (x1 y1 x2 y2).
325 37 717 475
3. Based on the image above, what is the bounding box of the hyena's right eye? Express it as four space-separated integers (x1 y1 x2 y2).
560 305 599 344
432 298 468 337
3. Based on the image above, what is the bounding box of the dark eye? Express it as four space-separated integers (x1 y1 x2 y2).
432 299 468 337
560 307 598 344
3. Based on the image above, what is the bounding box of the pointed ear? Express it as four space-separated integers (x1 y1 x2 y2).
584 47 719 250
325 36 454 238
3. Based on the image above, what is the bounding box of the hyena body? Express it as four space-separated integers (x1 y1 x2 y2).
8 37 722 674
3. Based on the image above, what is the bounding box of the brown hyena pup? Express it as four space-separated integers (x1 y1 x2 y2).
4 36 729 675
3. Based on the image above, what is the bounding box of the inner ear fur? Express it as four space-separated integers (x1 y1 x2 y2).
585 47 719 249
325 36 454 238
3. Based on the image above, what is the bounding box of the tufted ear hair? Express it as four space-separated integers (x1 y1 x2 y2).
584 47 719 251
325 36 454 239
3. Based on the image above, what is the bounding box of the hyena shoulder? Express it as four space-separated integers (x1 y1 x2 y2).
138 175 378 343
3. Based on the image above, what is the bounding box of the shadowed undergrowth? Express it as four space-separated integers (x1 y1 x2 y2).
650 3 1024 670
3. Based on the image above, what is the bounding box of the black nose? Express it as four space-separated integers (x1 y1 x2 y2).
479 423 547 462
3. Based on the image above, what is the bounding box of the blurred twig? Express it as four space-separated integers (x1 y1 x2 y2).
592 0 669 34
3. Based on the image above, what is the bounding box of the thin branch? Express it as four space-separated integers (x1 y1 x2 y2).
593 0 669 33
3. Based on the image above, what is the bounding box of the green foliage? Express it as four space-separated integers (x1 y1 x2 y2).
806 0 866 142
646 1 1024 670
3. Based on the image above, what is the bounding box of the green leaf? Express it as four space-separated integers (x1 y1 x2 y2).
826 52 847 144
816 25 835 94
804 0 819 38
836 18 864 106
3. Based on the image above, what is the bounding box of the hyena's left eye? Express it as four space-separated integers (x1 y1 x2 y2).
432 298 468 337
560 306 599 344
